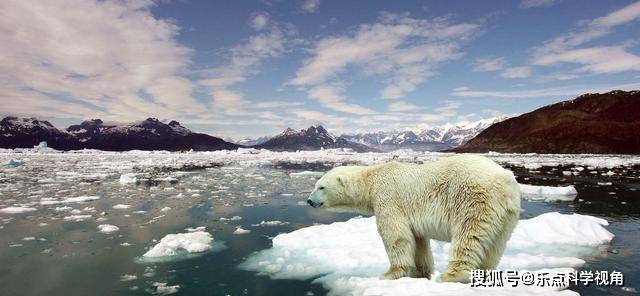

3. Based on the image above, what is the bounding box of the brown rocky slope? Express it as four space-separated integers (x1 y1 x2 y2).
450 90 640 154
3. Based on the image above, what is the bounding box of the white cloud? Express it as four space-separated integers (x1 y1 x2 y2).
387 101 422 112
534 46 640 74
451 82 640 98
534 2 640 55
0 0 206 121
307 85 375 115
301 0 321 13
520 0 560 9
199 20 293 115
250 12 270 30
289 13 478 100
524 2 640 79
473 57 506 72
501 66 532 78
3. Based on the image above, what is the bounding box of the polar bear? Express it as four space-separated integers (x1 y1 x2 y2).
306 155 520 283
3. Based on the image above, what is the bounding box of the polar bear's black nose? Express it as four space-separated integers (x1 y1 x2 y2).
307 199 316 207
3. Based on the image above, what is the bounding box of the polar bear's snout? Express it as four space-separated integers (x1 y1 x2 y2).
307 191 324 208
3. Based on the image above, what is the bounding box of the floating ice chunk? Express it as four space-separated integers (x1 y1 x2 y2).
120 274 137 281
290 171 324 177
219 216 242 221
252 220 290 227
510 212 613 249
150 282 180 295
519 184 577 201
237 148 261 154
185 226 206 232
241 212 613 296
597 182 612 186
113 204 131 209
119 173 137 185
41 195 100 205
54 206 72 212
234 226 251 234
143 230 213 258
63 214 92 222
4 159 23 167
160 207 172 212
0 207 37 214
97 224 119 233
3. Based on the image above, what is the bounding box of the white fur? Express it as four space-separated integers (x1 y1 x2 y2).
307 155 521 282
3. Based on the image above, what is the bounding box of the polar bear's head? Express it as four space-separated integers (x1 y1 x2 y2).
307 166 371 213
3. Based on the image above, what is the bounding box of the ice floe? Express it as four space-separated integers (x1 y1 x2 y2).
63 214 92 222
112 204 131 209
0 206 37 214
519 184 577 202
142 230 215 259
290 171 324 177
97 224 119 233
241 212 613 296
119 173 137 184
233 226 251 234
40 195 100 205
252 220 290 227
119 274 137 282
150 282 180 295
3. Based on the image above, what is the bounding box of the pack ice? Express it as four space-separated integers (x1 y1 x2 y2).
241 212 614 296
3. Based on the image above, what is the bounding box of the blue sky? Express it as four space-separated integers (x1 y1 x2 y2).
1 0 639 138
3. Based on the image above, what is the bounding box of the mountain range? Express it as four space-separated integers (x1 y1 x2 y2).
0 117 239 151
452 90 640 154
340 117 507 152
254 125 379 153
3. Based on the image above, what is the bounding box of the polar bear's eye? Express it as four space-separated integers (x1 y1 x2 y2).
319 186 325 190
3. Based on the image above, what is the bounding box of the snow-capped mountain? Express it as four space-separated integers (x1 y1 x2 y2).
0 117 240 151
341 116 507 152
0 117 80 150
255 125 380 152
236 136 271 146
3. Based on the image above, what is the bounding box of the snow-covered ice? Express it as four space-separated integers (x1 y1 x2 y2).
0 206 37 214
233 226 251 234
519 184 577 202
120 274 137 281
119 173 137 184
241 212 613 296
112 204 131 209
40 195 100 205
290 171 324 177
63 214 92 222
143 230 214 258
97 224 119 233
150 282 180 295
252 220 290 227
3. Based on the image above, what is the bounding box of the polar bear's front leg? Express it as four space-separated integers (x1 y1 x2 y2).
376 214 417 280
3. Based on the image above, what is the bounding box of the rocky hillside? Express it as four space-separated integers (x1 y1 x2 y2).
255 125 380 152
451 90 640 154
0 117 240 151
0 117 81 150
341 117 507 152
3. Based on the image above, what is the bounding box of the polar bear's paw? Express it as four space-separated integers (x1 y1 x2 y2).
379 266 417 280
436 270 471 283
